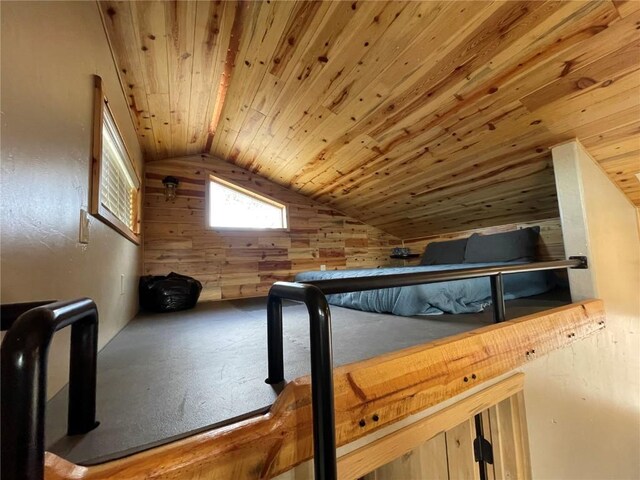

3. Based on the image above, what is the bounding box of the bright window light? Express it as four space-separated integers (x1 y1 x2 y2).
208 176 287 229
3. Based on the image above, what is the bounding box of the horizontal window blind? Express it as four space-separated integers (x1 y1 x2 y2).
101 104 138 230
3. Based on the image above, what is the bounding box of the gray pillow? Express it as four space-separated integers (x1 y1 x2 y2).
463 226 540 263
420 238 468 265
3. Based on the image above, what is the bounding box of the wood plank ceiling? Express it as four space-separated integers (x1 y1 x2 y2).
99 0 640 239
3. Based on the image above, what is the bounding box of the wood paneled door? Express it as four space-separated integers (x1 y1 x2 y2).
360 394 531 480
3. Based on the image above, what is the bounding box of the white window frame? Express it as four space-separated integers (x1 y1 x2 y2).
90 75 141 244
206 174 289 231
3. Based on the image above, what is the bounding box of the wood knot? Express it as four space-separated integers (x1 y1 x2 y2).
576 77 596 90
560 60 574 77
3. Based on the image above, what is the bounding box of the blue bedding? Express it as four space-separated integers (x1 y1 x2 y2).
295 262 556 316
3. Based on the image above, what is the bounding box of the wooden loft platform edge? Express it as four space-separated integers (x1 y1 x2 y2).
44 300 605 480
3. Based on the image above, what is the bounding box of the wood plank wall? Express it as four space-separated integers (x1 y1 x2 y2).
143 155 401 300
403 218 565 263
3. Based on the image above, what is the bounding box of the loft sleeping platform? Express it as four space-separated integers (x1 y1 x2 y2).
39 288 568 466
1 257 605 480
296 226 563 317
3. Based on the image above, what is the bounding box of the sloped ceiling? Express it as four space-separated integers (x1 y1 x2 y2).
99 0 640 239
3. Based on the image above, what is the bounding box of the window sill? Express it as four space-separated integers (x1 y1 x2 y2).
92 204 140 245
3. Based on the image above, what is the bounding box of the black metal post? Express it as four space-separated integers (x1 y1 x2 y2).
67 315 100 435
306 287 337 480
265 282 337 480
490 273 506 323
1 298 100 480
266 295 284 384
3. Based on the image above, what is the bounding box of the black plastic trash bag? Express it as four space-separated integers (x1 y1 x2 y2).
139 272 202 313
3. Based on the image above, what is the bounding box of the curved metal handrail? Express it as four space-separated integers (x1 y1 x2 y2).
1 298 100 480
265 257 588 480
265 282 337 480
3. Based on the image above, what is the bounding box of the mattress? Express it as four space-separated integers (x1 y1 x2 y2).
294 262 557 316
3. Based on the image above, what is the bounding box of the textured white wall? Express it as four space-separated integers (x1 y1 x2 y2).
1 1 143 397
523 141 640 479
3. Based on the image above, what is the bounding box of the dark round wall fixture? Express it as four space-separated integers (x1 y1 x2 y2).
162 176 179 202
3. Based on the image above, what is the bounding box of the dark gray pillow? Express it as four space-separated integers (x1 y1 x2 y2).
420 238 468 265
463 226 541 263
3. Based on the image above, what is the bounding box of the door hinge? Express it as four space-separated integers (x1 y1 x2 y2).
474 434 494 464
474 413 494 469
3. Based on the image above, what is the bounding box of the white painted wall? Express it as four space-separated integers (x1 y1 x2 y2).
1 2 143 397
523 141 640 479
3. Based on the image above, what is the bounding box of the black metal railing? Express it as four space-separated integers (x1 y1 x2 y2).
1 298 100 480
265 283 337 480
265 257 587 480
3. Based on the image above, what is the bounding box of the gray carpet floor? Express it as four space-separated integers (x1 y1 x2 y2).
46 289 570 465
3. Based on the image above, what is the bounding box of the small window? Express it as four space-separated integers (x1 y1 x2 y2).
208 175 288 229
91 76 140 244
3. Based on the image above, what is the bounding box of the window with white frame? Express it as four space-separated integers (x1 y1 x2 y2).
208 175 287 229
91 75 140 243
